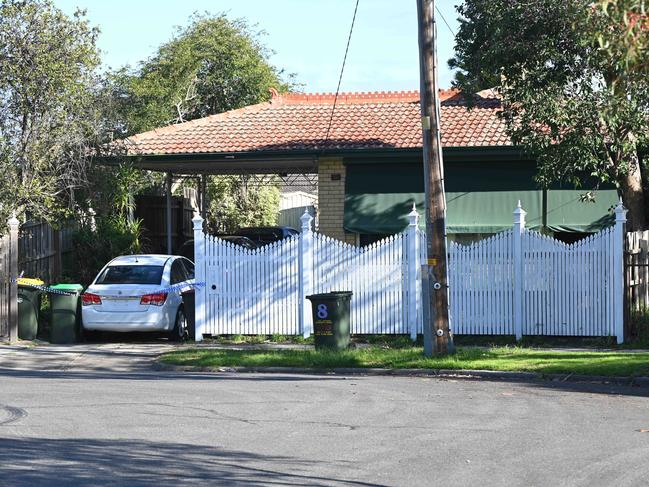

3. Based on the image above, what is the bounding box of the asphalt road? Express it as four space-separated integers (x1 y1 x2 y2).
1 343 649 486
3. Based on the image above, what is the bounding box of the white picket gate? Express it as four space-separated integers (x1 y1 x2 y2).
446 230 515 336
520 229 618 337
199 235 301 336
312 232 407 334
444 202 625 341
192 201 626 342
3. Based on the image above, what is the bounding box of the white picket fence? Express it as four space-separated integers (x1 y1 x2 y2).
193 201 626 343
445 203 625 341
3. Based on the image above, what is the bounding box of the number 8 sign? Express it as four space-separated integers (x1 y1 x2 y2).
317 303 328 319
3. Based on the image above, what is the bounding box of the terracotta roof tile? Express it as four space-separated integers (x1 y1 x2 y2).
126 89 510 155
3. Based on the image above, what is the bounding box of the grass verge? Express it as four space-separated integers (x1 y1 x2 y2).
160 346 649 377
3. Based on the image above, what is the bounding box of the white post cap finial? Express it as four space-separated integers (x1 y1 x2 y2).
192 214 204 230
614 197 627 223
513 201 526 226
407 202 419 226
300 207 313 231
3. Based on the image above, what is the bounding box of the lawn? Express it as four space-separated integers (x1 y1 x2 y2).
160 346 649 377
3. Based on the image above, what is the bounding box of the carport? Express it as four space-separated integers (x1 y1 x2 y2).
104 94 341 253
118 151 318 253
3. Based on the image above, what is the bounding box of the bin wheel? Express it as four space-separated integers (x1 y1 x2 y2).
169 308 187 342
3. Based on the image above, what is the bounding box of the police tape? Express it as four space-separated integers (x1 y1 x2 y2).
12 279 206 297
152 281 206 296
17 283 77 295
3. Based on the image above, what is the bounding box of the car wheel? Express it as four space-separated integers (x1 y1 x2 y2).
169 308 187 342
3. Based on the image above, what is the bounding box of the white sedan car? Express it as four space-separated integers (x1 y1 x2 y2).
81 254 195 341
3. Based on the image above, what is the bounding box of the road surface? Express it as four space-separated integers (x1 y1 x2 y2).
0 342 648 486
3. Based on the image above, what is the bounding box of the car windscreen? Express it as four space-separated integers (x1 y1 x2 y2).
96 265 164 285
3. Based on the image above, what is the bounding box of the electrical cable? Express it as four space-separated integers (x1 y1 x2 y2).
323 0 360 147
435 5 455 37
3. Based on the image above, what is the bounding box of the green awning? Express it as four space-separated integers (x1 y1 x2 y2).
344 162 543 234
343 162 617 235
546 187 617 232
344 164 426 234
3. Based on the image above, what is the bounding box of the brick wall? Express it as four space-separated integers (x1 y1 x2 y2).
317 157 357 244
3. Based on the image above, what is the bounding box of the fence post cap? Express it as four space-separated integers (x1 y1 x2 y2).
300 207 313 230
614 198 627 222
407 202 419 226
513 200 527 215
192 214 204 230
7 212 19 227
513 201 526 228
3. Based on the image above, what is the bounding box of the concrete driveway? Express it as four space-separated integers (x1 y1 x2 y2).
1 342 649 486
0 341 175 372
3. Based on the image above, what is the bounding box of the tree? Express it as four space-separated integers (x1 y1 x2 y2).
0 0 112 224
450 0 649 229
114 13 294 135
598 0 649 70
206 176 280 234
69 163 148 285
111 12 290 231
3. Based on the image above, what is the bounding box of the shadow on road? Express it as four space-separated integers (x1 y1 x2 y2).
521 376 649 398
0 367 346 382
431 373 649 398
0 437 383 487
3 364 649 399
82 331 176 344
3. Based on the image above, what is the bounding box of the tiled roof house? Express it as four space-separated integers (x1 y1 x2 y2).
128 89 509 155
125 89 617 245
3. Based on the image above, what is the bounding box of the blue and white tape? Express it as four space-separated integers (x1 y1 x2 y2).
12 280 77 296
150 281 206 296
12 279 206 297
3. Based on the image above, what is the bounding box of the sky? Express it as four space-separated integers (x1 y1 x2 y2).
53 0 461 92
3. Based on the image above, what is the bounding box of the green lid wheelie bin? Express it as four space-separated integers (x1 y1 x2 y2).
306 291 353 350
49 284 84 344
17 278 44 340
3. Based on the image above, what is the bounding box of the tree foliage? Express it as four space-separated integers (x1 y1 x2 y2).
68 163 150 285
598 0 649 72
114 13 294 135
206 176 280 234
108 12 291 233
450 0 649 229
0 0 114 223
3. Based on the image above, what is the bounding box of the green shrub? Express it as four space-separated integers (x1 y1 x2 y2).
64 216 144 286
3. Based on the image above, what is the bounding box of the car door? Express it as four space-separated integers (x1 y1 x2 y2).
167 259 188 321
180 258 195 280
180 258 197 300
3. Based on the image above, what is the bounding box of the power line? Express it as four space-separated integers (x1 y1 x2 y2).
435 5 455 37
324 0 360 147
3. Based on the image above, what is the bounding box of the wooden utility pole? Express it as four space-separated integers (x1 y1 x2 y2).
416 0 454 356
